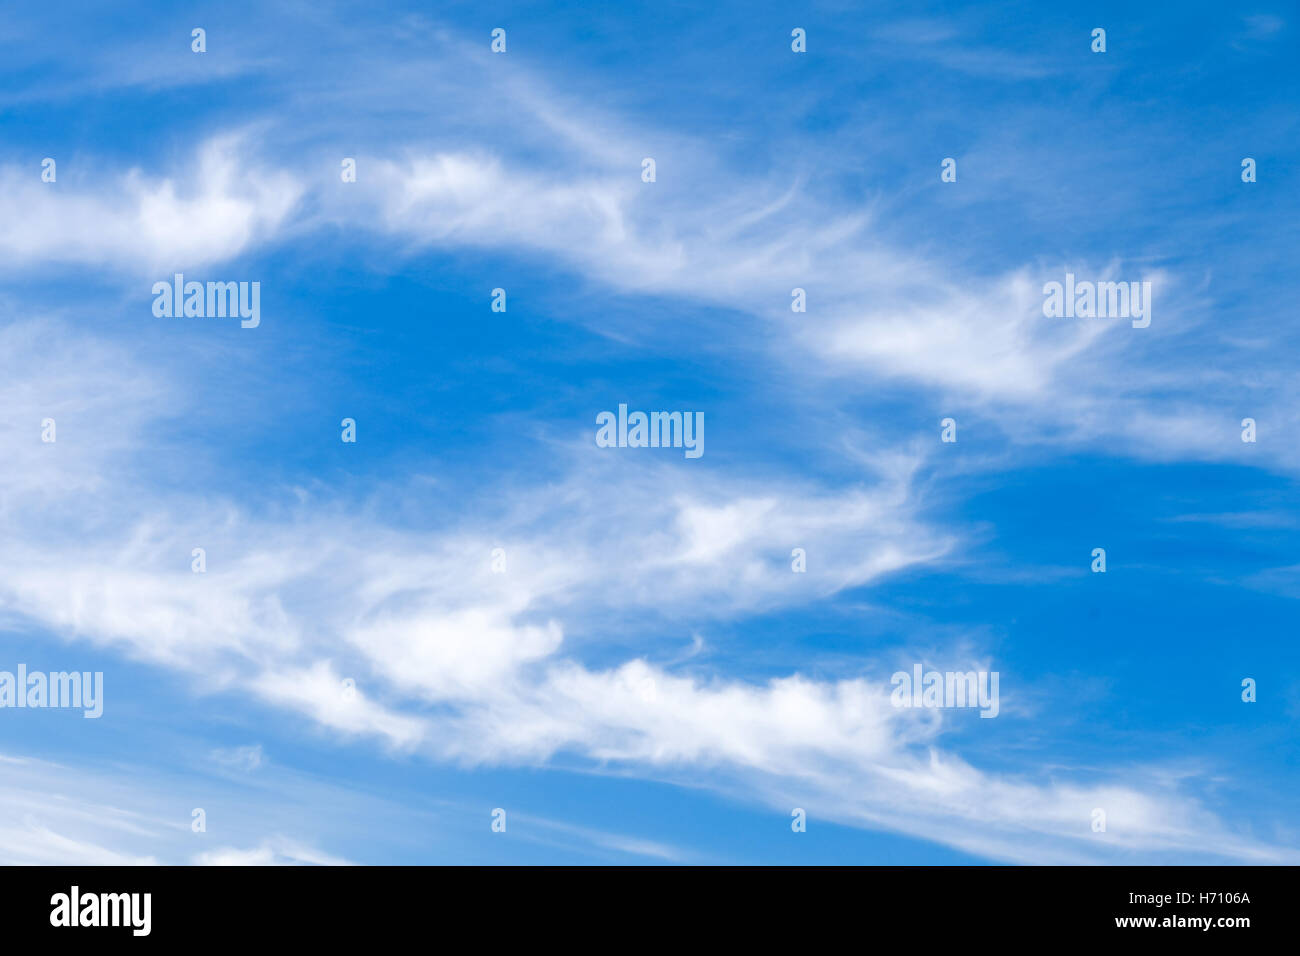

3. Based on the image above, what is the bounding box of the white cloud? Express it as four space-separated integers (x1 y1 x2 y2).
0 751 399 866
0 318 1285 863
0 98 1287 472
210 744 265 772
0 819 160 866
0 755 168 865
0 25 1293 865
0 133 301 275
195 838 353 867
512 812 686 862
249 661 427 751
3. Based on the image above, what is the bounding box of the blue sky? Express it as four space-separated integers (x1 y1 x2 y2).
0 0 1297 864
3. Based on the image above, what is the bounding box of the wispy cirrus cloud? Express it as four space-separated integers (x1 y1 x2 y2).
1 1 1295 869
0 134 301 274
0 313 1288 864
